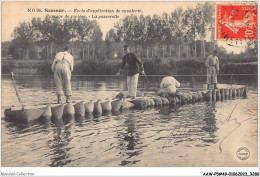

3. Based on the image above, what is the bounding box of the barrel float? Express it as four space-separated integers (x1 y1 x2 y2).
229 89 232 99
143 99 149 108
148 98 155 107
220 89 225 101
40 105 52 120
103 111 112 117
178 94 184 104
212 90 216 102
51 104 64 120
146 99 151 107
204 90 212 101
145 98 151 107
240 88 244 97
152 97 162 107
52 117 64 127
232 89 237 99
63 103 75 118
4 108 12 119
243 86 248 99
136 91 144 97
201 91 207 100
236 88 240 97
165 97 170 105
121 100 134 109
8 109 22 122
74 101 85 118
199 92 204 101
85 101 94 115
4 108 25 122
111 99 123 112
175 97 180 105
160 93 168 98
192 94 199 103
237 88 241 97
94 99 102 116
216 90 221 101
161 97 169 105
166 96 174 104
168 96 177 106
187 93 193 103
85 113 93 119
130 98 146 109
224 89 227 99
115 92 127 100
20 108 44 122
145 99 150 107
179 93 188 105
101 100 112 112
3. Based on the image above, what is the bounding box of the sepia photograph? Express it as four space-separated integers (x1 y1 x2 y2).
1 0 259 176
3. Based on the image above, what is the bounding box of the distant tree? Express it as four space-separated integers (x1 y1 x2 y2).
90 20 103 59
12 20 41 59
1 41 11 58
74 16 94 59
105 28 117 59
245 40 258 56
169 8 185 58
182 8 195 58
40 15 63 60
203 2 216 51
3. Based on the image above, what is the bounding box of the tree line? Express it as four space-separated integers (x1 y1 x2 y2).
9 15 103 60
107 2 216 59
4 2 257 61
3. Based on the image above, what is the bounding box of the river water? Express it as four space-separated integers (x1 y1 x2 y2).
1 75 258 167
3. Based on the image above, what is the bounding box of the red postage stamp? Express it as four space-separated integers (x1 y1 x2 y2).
216 4 258 40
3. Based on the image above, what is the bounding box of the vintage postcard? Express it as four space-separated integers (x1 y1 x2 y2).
1 1 258 176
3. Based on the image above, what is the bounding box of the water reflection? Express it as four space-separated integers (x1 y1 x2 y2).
118 113 142 166
203 103 218 135
1 75 257 167
47 120 74 167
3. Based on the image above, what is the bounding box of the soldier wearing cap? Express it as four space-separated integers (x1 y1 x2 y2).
116 45 145 99
205 50 219 89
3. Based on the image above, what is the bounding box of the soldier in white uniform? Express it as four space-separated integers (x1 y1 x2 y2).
51 47 74 103
158 74 180 96
205 50 219 89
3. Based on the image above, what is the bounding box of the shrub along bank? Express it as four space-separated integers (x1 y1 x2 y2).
2 57 258 76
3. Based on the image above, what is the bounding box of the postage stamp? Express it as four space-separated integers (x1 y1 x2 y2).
216 4 258 40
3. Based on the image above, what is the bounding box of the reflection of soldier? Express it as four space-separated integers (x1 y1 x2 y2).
205 50 219 89
124 115 137 150
118 114 143 166
203 103 218 135
48 122 73 167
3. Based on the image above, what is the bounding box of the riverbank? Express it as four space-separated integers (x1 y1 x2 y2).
2 57 258 75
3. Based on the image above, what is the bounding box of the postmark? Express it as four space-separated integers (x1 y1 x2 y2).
236 147 250 160
216 4 258 40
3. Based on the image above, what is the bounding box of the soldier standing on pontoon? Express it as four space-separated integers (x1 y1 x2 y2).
116 45 145 99
205 50 219 89
51 47 74 103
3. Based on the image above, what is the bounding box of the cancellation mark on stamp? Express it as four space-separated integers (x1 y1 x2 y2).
216 4 258 40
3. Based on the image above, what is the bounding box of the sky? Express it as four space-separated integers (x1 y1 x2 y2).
2 1 249 54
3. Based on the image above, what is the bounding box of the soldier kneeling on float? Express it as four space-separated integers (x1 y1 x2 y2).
158 73 180 97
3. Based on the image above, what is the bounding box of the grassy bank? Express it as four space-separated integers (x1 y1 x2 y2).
2 57 258 75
